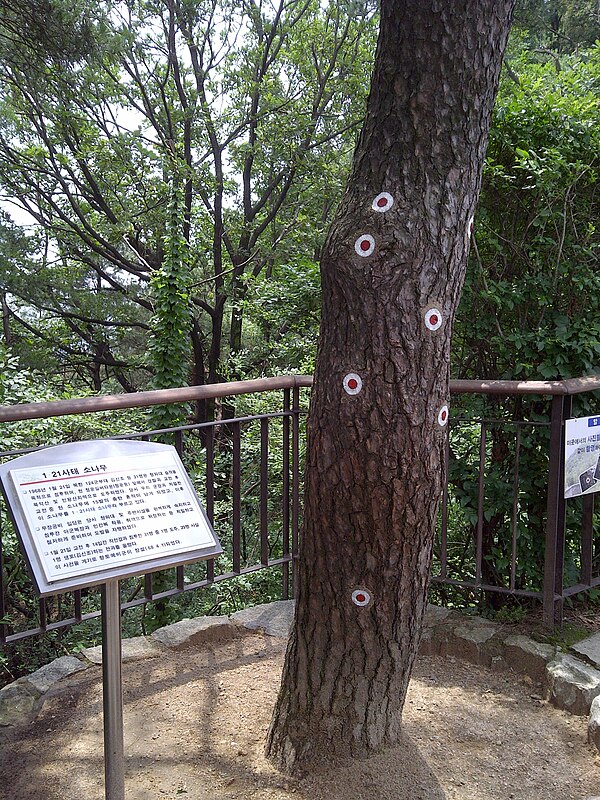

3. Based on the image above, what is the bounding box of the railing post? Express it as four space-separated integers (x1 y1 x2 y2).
0 515 6 644
282 389 291 600
205 426 215 584
291 384 301 596
581 494 594 586
260 417 269 566
232 422 241 573
543 394 571 630
475 422 487 587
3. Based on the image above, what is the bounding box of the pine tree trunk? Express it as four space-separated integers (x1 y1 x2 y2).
266 0 515 772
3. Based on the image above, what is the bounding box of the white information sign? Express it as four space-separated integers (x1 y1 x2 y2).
0 440 221 595
564 414 600 498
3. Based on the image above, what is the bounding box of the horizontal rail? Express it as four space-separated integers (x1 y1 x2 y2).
429 575 542 599
0 375 314 423
0 373 598 424
449 374 600 397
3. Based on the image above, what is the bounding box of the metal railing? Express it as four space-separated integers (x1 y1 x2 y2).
0 372 598 655
436 376 600 629
0 377 310 647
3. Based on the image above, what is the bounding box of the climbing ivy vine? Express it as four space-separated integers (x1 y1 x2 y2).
147 172 192 430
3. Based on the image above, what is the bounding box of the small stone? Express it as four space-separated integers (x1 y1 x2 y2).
417 627 439 657
503 635 556 682
424 604 452 625
448 624 498 666
588 695 600 752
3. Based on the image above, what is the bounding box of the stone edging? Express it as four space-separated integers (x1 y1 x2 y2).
1 600 599 752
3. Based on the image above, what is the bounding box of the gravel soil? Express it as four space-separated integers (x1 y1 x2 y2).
0 632 598 800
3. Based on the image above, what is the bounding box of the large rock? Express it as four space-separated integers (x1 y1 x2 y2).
0 682 40 727
151 615 236 649
231 600 295 638
419 606 458 656
571 632 600 670
1 655 87 727
83 636 165 665
446 623 499 666
418 626 440 657
25 656 88 694
546 654 600 715
503 635 556 682
588 695 600 753
424 604 453 626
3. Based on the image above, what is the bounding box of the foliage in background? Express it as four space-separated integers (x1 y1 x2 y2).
446 39 600 608
1 3 600 681
457 42 600 383
147 175 193 429
0 0 377 398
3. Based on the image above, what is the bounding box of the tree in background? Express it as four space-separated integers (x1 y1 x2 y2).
265 0 515 772
0 0 376 403
458 44 600 383
446 38 600 603
0 0 96 64
512 0 599 51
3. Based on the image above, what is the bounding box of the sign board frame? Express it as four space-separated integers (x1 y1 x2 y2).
564 414 600 499
0 439 222 597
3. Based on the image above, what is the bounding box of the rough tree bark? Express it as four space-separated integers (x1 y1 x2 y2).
265 0 515 772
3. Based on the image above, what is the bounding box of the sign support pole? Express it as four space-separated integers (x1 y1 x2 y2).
0 441 222 796
101 579 125 800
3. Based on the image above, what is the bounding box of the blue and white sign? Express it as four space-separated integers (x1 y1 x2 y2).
565 415 600 498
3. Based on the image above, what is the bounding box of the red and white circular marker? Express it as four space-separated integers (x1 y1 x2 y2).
372 192 394 213
438 405 449 427
354 234 375 257
352 588 371 607
343 372 363 395
424 307 443 331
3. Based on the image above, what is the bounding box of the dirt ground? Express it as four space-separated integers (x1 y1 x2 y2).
0 632 598 800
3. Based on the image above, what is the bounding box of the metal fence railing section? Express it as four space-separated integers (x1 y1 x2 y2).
0 372 598 648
